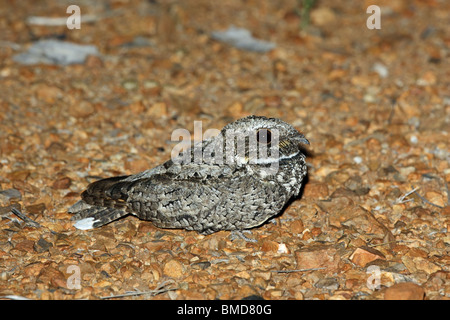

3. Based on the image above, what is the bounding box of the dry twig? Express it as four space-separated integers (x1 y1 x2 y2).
395 187 420 204
10 208 41 228
100 280 176 299
411 187 444 209
271 267 326 273
359 206 396 250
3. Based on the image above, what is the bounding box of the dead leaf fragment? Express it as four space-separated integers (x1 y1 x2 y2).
401 256 441 274
261 240 279 253
52 177 72 189
163 259 184 279
295 245 340 271
350 246 386 267
37 265 67 289
384 282 425 300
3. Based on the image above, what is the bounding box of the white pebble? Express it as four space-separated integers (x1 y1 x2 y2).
372 62 389 78
277 243 288 254
353 156 363 164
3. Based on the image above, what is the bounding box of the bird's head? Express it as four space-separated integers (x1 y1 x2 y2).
213 115 309 167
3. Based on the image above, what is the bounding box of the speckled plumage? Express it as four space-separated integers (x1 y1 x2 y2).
69 116 309 234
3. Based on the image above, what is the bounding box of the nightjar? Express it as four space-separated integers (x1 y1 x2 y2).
69 116 309 235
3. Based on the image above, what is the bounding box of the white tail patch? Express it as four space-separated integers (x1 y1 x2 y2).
73 217 97 230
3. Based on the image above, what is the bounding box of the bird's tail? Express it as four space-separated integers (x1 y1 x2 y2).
70 205 129 230
69 175 133 230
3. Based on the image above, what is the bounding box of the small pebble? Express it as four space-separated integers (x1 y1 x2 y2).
353 156 363 164
372 62 389 78
0 189 22 201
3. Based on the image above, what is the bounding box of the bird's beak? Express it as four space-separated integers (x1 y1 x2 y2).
279 135 309 151
297 136 310 145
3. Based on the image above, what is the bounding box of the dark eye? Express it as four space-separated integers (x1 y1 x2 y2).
256 128 272 144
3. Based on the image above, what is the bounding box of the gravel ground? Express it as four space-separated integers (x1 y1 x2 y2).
0 0 449 300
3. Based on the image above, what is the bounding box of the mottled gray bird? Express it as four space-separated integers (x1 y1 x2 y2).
69 116 309 236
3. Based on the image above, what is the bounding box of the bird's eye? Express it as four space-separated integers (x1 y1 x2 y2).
256 128 272 144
